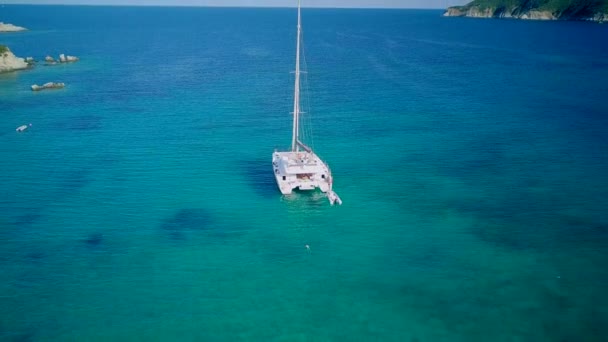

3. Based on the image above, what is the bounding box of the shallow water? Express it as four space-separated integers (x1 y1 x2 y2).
1 6 608 341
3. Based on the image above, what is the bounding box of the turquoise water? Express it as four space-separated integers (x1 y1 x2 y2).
2 6 608 341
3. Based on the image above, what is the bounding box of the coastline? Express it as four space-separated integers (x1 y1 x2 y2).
443 6 607 22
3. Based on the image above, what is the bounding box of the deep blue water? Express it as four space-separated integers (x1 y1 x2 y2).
1 5 608 341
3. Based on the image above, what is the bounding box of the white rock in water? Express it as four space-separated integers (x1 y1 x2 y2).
59 53 79 63
0 22 27 32
0 46 28 73
31 82 65 91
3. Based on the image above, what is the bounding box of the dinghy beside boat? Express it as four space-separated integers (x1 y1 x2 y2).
16 123 31 132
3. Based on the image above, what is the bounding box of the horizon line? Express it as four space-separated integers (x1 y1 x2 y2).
0 3 449 10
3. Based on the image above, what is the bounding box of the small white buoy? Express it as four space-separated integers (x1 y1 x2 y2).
305 244 310 251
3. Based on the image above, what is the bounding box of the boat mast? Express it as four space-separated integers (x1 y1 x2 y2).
291 0 302 152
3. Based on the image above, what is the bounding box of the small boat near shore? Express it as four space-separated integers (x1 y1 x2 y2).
31 82 65 91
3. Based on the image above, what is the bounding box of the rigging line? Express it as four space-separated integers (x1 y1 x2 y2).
300 34 307 141
301 48 311 148
300 29 316 153
303 69 315 152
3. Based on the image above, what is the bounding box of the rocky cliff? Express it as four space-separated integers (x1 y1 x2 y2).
444 0 608 22
0 46 29 73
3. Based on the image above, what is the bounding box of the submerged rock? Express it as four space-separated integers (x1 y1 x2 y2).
0 45 28 73
31 82 65 91
83 233 104 248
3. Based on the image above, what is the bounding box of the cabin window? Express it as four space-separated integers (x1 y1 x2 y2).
322 175 325 179
282 176 286 181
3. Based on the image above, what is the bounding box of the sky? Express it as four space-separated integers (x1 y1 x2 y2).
0 0 470 9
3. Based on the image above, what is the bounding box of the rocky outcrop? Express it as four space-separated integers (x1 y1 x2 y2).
59 53 79 63
0 46 29 73
444 1 607 22
590 12 608 22
0 22 26 32
444 6 496 18
444 6 557 20
519 10 557 20
45 55 57 65
31 82 65 91
45 54 79 65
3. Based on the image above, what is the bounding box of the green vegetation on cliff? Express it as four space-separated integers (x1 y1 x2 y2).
459 0 608 18
0 45 8 54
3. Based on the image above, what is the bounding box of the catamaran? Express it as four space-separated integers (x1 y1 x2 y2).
272 0 342 206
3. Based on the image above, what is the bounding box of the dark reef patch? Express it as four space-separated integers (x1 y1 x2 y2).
53 115 102 131
469 219 539 252
1 208 46 237
463 198 608 252
58 168 92 193
12 212 44 228
97 153 123 166
436 133 508 181
159 208 246 241
83 233 104 248
24 251 45 262
110 106 147 115
7 331 35 342
553 215 608 246
160 208 214 240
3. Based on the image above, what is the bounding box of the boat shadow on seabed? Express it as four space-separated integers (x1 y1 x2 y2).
242 158 280 199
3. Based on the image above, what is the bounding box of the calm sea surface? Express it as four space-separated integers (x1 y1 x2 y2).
1 6 608 341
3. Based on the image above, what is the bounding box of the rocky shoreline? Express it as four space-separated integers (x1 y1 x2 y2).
444 5 607 22
1 45 80 73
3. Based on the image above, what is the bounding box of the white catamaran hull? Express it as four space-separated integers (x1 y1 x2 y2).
273 151 331 195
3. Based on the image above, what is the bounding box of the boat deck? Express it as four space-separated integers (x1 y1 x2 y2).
273 151 331 194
